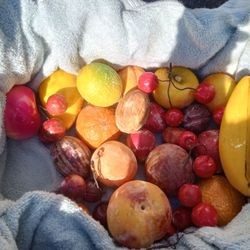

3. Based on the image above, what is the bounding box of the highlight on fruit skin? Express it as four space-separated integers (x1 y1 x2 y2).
107 180 172 249
76 62 123 107
39 69 84 130
219 76 250 196
153 66 199 109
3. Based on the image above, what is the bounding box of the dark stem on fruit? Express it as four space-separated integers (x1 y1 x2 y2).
38 105 49 119
158 62 197 108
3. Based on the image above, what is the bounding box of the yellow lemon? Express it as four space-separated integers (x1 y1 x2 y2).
77 62 122 107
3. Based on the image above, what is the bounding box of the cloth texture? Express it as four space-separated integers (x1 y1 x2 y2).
0 0 250 249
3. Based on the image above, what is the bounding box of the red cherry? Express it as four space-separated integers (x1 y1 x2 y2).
194 83 215 104
59 174 86 202
46 94 68 116
192 203 218 227
138 72 158 93
177 130 198 151
144 102 166 133
82 180 103 203
172 207 193 231
193 155 217 178
126 129 156 161
212 106 225 125
92 201 109 227
39 118 66 144
164 108 184 127
178 184 202 208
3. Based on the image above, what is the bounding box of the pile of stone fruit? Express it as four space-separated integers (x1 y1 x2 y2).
4 62 249 249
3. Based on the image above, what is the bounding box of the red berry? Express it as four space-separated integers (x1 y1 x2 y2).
194 83 215 104
92 201 109 227
192 203 218 227
162 127 184 144
39 118 66 144
178 184 202 208
59 174 86 202
172 207 193 231
177 130 198 151
82 180 103 203
164 108 184 127
138 72 158 93
46 94 68 116
126 129 156 161
144 102 166 133
193 155 217 178
212 106 225 125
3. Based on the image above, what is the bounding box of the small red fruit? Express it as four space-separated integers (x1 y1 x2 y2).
194 83 215 104
138 72 158 93
59 174 86 202
144 102 166 133
39 118 66 143
82 180 103 203
92 201 109 226
162 127 184 144
126 129 156 161
192 203 218 227
177 130 198 151
46 93 68 116
193 155 217 178
178 184 202 208
164 108 184 127
172 207 193 231
212 106 225 125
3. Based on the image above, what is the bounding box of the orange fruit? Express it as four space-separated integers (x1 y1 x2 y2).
91 141 138 188
199 175 246 226
76 105 121 149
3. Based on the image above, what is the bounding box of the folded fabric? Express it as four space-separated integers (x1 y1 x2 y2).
0 0 250 249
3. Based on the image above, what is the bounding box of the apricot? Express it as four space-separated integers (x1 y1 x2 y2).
118 65 145 95
91 141 138 187
107 180 172 249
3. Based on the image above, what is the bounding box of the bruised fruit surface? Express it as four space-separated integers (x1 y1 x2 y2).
145 143 195 196
107 180 172 249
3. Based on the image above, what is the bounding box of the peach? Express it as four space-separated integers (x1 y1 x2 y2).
118 65 145 95
201 73 236 111
107 180 172 249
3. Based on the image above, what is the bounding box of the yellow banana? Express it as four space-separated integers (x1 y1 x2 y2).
219 76 250 196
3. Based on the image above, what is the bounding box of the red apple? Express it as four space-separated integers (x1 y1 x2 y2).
4 85 41 139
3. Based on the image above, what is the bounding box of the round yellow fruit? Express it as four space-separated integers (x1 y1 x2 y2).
39 69 84 129
201 73 236 111
153 66 199 109
76 62 122 107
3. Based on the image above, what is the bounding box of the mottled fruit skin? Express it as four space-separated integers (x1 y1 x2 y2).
172 207 193 231
59 174 86 202
145 143 195 196
126 129 156 161
138 72 158 93
194 83 215 104
46 93 68 116
183 103 211 134
144 102 166 133
162 127 184 144
82 180 103 203
51 136 91 178
107 180 172 249
4 85 41 140
193 155 217 178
